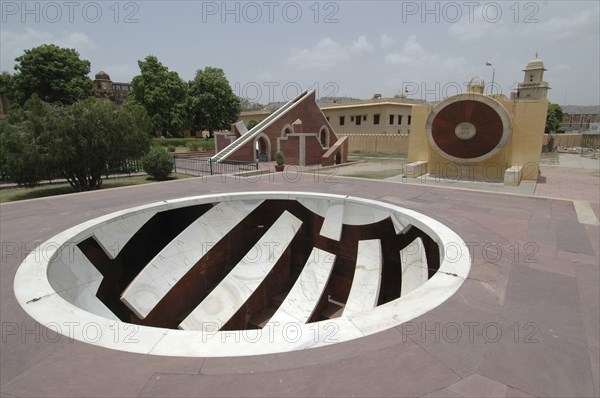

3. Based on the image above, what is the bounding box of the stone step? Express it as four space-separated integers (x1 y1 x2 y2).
320 302 344 319
248 306 278 329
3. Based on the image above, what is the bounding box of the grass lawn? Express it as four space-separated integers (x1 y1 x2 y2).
348 152 408 161
344 169 405 180
0 173 193 203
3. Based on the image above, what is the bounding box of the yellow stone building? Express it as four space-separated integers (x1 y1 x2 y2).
239 56 550 186
406 56 550 186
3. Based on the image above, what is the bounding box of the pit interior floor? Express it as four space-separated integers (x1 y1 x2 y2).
1 165 598 397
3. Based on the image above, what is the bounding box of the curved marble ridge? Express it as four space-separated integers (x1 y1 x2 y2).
14 192 471 357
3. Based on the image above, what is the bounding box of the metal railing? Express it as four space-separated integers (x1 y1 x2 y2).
173 155 259 176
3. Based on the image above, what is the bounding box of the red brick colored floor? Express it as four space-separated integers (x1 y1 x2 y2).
1 171 598 397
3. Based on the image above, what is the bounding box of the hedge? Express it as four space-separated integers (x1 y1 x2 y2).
152 138 215 151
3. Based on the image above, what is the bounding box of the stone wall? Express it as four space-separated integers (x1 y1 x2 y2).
343 134 410 154
544 133 600 149
219 91 338 165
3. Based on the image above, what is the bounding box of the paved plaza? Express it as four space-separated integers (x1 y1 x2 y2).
0 154 598 397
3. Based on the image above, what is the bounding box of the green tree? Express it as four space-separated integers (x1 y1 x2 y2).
239 97 264 111
44 98 151 191
127 56 188 136
142 147 174 180
545 103 564 133
0 71 12 98
188 67 240 137
0 95 55 186
11 44 96 106
246 120 258 130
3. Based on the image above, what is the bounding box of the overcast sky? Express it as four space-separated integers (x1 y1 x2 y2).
1 1 598 105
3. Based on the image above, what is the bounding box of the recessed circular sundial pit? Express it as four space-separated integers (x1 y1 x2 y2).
14 192 470 357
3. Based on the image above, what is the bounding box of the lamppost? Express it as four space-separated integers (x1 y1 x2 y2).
485 62 495 95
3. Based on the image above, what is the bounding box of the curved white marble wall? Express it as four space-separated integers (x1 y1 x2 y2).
14 192 471 357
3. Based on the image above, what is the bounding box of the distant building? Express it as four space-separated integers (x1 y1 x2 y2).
408 56 551 186
240 96 420 136
320 97 415 135
512 55 550 100
0 91 8 119
215 90 348 166
93 71 132 104
560 112 600 132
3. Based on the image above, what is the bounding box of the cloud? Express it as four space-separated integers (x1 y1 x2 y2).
519 6 599 42
287 35 373 70
0 28 96 71
448 5 509 42
380 34 395 49
384 35 471 95
385 35 466 69
258 72 275 80
100 64 138 82
350 35 373 52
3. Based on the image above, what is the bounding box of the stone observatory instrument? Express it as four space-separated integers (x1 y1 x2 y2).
425 92 513 164
14 192 470 357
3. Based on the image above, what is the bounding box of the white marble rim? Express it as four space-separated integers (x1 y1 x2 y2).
13 191 471 357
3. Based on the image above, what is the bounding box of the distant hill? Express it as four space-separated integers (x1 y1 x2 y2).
317 96 362 104
262 96 363 111
562 105 600 114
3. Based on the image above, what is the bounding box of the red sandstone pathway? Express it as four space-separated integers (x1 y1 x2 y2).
535 168 600 218
0 169 598 397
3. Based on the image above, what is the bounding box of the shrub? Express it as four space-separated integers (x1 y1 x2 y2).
142 147 174 180
152 138 189 147
200 139 215 151
187 141 200 151
152 138 214 151
167 145 176 152
274 151 285 165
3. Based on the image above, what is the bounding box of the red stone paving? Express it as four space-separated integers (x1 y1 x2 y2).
535 168 600 219
0 171 598 397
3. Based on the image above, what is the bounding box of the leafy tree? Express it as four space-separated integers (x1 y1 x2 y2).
0 95 55 186
11 44 96 106
188 67 241 137
239 97 264 111
0 72 12 101
44 98 151 191
142 147 174 180
545 103 564 133
246 119 258 130
1 97 151 190
127 56 188 136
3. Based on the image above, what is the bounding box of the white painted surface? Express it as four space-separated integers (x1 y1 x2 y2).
573 200 599 226
297 197 331 218
400 237 429 296
267 248 335 325
47 244 118 321
179 211 302 331
343 201 390 225
14 192 471 357
121 200 263 319
320 201 344 240
343 239 382 317
93 209 158 259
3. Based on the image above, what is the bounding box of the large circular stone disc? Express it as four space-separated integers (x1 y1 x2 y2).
426 93 512 163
